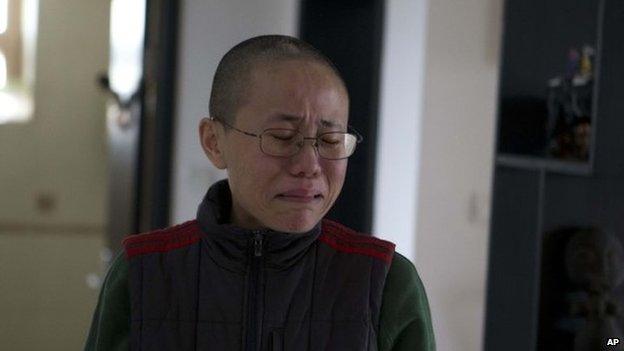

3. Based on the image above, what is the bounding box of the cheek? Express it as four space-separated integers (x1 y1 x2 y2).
226 145 267 190
323 161 347 193
235 155 284 198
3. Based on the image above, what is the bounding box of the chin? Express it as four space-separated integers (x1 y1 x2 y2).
271 214 320 233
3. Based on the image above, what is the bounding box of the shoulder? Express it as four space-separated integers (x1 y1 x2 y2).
122 220 203 259
319 219 396 264
100 252 130 307
106 251 130 285
388 252 421 285
384 252 431 306
84 252 130 350
378 252 436 350
385 252 431 305
95 251 129 301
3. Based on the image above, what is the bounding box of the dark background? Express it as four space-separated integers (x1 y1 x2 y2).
485 0 624 350
299 0 385 234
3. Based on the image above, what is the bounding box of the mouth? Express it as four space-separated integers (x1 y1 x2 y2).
276 189 324 203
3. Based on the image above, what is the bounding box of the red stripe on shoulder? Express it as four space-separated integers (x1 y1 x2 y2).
122 220 203 259
319 219 396 264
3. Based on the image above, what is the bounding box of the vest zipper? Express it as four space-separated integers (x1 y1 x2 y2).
254 232 263 257
246 231 264 351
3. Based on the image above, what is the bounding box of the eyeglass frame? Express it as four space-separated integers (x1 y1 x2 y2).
209 116 363 160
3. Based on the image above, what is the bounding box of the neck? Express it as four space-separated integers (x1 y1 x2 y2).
229 200 265 231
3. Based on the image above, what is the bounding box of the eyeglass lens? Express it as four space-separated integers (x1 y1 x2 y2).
260 129 357 159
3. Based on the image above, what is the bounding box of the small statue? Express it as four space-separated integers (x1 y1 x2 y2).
579 45 595 81
545 45 595 161
564 228 624 351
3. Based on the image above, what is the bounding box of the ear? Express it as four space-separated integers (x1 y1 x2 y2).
199 117 227 169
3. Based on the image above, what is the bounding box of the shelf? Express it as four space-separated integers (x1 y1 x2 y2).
496 153 592 176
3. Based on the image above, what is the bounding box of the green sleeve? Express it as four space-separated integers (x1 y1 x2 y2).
378 252 436 351
83 252 130 351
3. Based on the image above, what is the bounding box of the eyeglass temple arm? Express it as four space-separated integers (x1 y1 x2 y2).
210 116 261 138
347 125 364 143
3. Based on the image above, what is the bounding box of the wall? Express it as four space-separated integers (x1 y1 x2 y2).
415 0 502 350
0 0 109 349
374 0 428 261
171 0 299 222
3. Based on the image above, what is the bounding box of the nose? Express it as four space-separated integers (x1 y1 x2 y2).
287 139 322 178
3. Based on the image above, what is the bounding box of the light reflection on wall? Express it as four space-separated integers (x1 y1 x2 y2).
0 0 37 124
108 0 145 103
0 91 31 123
0 0 7 34
0 51 6 88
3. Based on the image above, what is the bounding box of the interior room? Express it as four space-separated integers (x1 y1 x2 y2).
0 0 621 350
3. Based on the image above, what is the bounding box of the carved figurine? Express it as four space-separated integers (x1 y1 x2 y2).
564 228 624 351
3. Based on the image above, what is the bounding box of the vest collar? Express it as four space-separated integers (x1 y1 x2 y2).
196 179 321 272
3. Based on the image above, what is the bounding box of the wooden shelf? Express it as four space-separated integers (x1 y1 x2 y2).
496 153 592 176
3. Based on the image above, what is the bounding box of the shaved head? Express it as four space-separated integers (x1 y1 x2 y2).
209 35 347 126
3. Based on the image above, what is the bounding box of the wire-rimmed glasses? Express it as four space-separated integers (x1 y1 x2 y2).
211 117 363 160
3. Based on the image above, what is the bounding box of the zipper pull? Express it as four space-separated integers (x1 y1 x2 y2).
253 231 263 257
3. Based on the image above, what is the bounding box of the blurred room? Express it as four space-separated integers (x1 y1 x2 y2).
1 0 622 350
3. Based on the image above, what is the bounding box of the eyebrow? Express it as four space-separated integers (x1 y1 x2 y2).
270 114 345 130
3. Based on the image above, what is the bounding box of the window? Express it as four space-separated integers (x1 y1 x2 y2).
0 0 16 91
0 0 36 124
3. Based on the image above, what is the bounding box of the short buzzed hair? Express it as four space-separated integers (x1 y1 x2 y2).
209 35 347 126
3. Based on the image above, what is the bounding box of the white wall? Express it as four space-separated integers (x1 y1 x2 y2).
0 0 109 349
171 0 300 222
416 0 502 350
374 0 428 261
0 0 109 227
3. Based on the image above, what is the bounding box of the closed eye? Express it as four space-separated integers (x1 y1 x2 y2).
272 135 295 141
320 135 343 144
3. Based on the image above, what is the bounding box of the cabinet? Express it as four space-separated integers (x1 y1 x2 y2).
485 1 624 350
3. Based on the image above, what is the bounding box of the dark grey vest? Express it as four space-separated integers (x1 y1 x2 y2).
124 181 395 351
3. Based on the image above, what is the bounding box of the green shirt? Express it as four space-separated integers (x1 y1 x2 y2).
84 251 435 351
